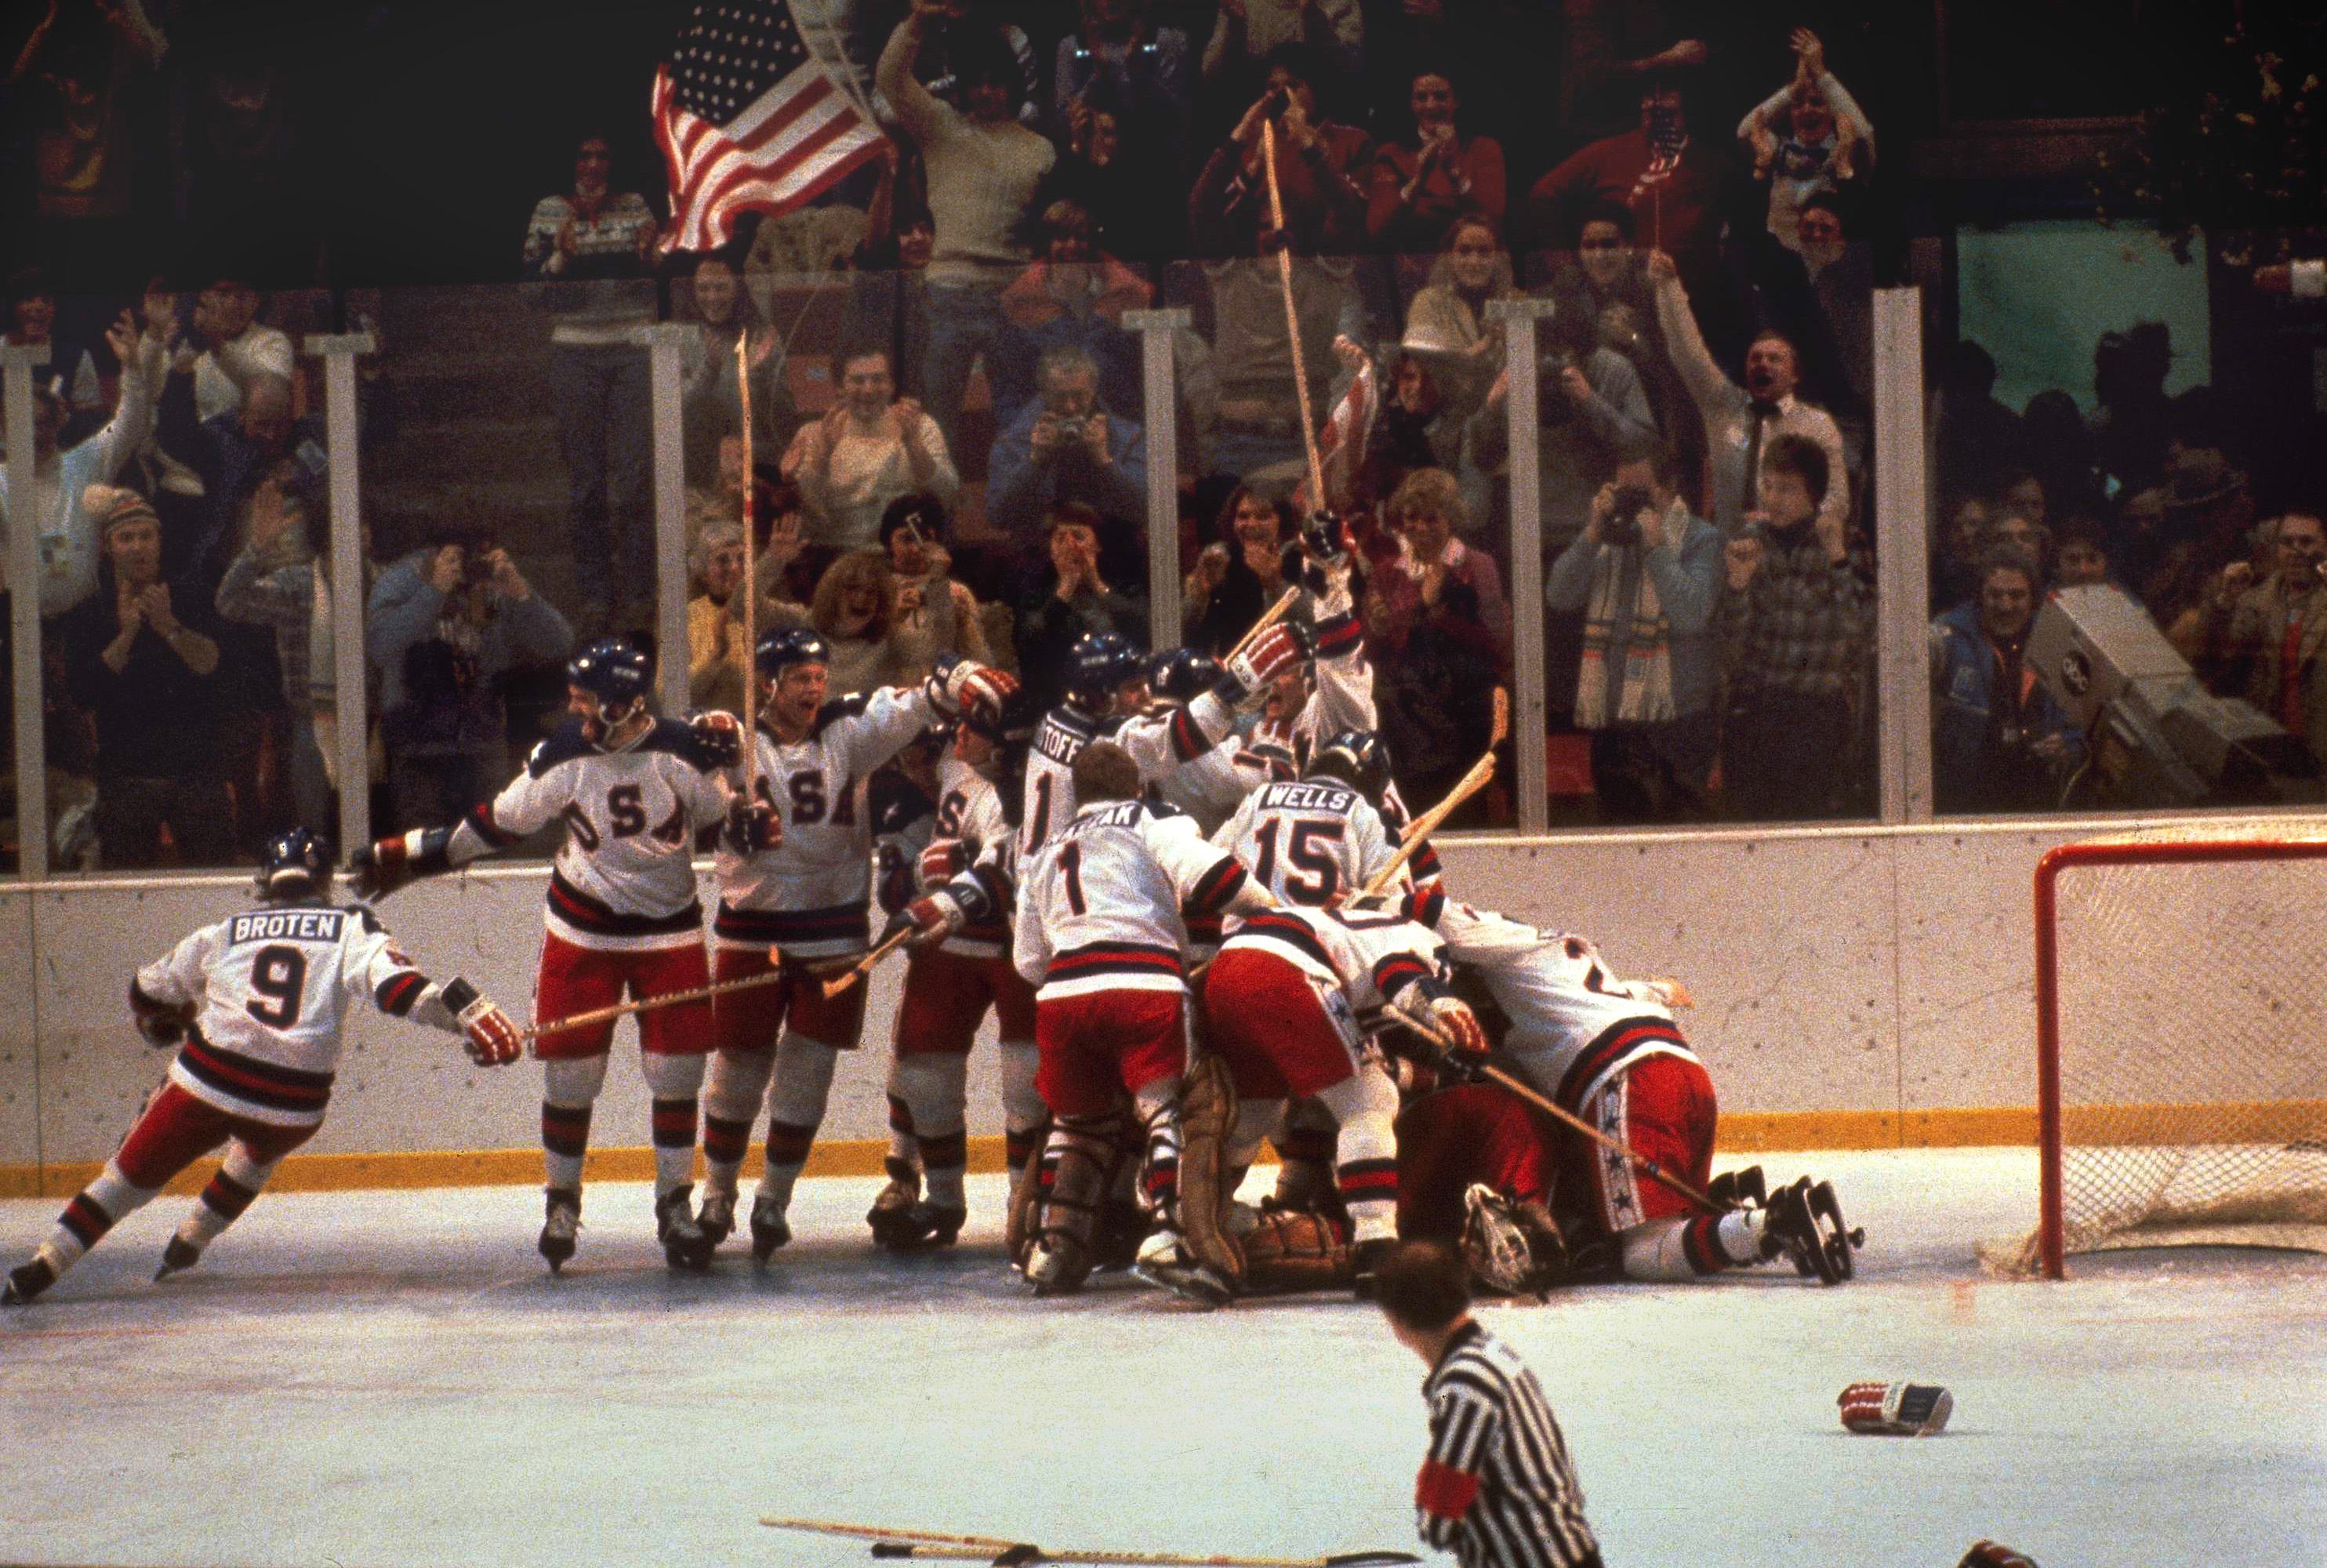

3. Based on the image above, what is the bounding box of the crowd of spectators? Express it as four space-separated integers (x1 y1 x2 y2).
8 1 2322 869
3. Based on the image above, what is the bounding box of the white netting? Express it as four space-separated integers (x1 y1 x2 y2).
1990 825 2327 1276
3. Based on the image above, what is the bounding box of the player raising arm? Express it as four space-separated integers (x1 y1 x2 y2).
5 830 520 1306
347 637 737 1274
695 630 1017 1261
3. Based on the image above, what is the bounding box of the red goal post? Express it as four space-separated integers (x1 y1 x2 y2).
2028 828 2327 1279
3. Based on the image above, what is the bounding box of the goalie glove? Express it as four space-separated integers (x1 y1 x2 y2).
724 798 782 856
1216 621 1311 703
128 981 191 1047
441 978 524 1066
689 709 744 769
1838 1380 1952 1436
926 654 1019 721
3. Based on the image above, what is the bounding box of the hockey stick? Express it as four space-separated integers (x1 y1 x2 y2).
1258 121 1329 513
525 953 858 1040
1396 1007 1725 1217
735 333 761 803
1224 585 1301 664
763 1518 1418 1567
1356 685 1507 898
819 920 916 999
863 1548 1419 1568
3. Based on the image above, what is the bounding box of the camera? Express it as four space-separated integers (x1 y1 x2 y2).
1603 486 1653 546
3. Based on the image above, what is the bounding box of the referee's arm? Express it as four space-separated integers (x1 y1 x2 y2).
1415 1382 1499 1551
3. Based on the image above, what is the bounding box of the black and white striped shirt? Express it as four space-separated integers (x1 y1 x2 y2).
1415 1321 1601 1568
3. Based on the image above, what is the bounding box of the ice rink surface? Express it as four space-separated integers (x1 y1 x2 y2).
5 1146 2325 1568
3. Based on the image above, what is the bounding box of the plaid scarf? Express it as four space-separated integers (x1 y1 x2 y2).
1574 540 1675 728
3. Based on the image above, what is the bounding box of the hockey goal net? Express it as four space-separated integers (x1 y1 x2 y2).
1998 825 2327 1278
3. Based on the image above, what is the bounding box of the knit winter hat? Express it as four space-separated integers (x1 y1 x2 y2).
85 484 161 539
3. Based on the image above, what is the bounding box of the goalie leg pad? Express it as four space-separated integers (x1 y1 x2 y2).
1023 1112 1123 1294
1175 1051 1245 1285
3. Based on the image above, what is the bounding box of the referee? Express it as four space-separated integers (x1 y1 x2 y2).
1375 1240 1603 1568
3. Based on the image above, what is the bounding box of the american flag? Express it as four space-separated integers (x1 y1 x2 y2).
653 0 886 253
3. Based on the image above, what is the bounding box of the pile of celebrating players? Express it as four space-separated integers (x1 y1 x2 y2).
5 514 1862 1309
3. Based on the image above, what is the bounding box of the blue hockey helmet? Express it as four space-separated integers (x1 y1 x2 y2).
1306 728 1392 803
566 637 652 711
256 826 332 900
1063 630 1145 708
1147 647 1223 706
754 627 834 681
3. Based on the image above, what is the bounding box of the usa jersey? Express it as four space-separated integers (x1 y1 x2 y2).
928 751 1012 959
137 903 445 1127
714 686 941 959
1213 779 1398 909
1015 799 1251 999
1153 724 1294 834
1020 688 1237 855
1437 901 1695 1109
466 718 731 952
1221 903 1444 1026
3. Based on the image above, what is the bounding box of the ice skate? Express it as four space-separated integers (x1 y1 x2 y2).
539 1188 582 1274
154 1236 203 1281
749 1187 791 1263
655 1183 714 1272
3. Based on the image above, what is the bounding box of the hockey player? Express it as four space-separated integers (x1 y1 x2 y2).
695 629 1016 1261
1398 900 1860 1287
348 636 738 1274
1019 622 1309 854
4 829 521 1305
1145 648 1287 833
1011 741 1276 1301
1213 730 1402 908
1191 889 1488 1293
866 688 1047 1250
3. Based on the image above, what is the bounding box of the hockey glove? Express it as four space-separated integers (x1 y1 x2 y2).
1839 1380 1954 1436
441 978 524 1066
1429 996 1490 1058
901 891 967 947
1218 621 1310 702
928 655 1019 721
347 826 454 902
690 709 744 769
918 838 968 891
129 981 191 1047
724 799 782 855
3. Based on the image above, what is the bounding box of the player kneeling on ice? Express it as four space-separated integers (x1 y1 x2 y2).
1004 741 1277 1302
1393 901 1861 1290
4 830 521 1306
348 637 741 1276
1181 887 1486 1299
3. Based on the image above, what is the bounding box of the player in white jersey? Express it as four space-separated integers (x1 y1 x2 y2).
1190 890 1487 1295
4 831 521 1305
1212 733 1402 909
1396 900 1861 1287
1019 622 1309 855
1011 742 1276 1301
866 688 1046 1250
348 637 739 1274
695 629 1017 1261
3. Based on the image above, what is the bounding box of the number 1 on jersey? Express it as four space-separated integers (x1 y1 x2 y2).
1059 840 1087 916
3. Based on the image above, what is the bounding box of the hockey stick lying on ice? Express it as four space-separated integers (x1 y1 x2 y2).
761 1517 1418 1568
525 953 855 1040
